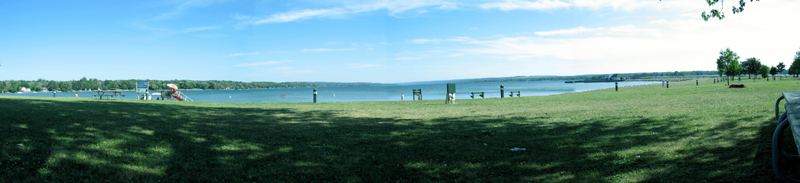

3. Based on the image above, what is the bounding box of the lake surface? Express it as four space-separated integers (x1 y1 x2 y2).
1 81 659 103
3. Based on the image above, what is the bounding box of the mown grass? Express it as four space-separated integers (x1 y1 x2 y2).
1 77 797 182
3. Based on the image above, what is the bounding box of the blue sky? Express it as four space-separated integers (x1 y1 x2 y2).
1 0 799 83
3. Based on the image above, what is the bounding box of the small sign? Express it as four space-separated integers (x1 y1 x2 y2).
446 83 456 93
136 82 149 93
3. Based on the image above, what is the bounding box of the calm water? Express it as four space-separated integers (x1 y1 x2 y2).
1 81 659 103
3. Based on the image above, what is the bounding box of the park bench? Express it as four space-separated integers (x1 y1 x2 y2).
93 90 125 100
470 92 484 99
773 92 800 182
508 91 520 97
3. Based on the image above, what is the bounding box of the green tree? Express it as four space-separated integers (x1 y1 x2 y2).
48 81 58 91
790 62 800 77
725 60 743 80
703 0 759 21
759 65 769 78
717 48 740 78
59 82 72 92
771 66 779 78
741 58 761 79
778 62 786 75
791 50 800 77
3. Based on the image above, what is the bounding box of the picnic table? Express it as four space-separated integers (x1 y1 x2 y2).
773 92 800 182
93 90 125 100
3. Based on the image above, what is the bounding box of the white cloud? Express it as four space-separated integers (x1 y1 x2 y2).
456 1 800 74
229 52 259 56
301 48 354 52
478 0 571 10
237 1 459 25
571 0 704 12
533 25 660 37
534 26 597 36
237 8 349 24
409 37 471 44
438 2 461 9
182 26 221 33
270 67 313 74
393 57 422 60
235 0 710 25
349 64 382 68
155 0 230 20
131 24 220 40
236 61 280 67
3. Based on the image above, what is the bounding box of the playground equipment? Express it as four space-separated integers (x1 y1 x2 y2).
162 83 193 101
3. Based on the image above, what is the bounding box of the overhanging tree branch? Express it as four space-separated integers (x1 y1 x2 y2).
702 0 760 21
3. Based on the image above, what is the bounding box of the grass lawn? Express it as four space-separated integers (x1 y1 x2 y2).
1 77 797 182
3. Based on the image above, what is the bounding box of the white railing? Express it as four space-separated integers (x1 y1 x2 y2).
178 91 193 101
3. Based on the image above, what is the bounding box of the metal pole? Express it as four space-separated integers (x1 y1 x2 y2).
313 89 317 103
666 81 669 88
615 82 618 91
500 85 504 98
696 80 698 86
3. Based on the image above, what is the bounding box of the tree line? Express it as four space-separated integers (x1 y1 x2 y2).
0 78 388 93
454 71 722 83
716 47 800 80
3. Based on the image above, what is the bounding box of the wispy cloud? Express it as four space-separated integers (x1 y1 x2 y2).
155 0 230 20
408 37 471 44
478 0 571 10
235 9 349 24
301 48 354 52
393 57 422 60
182 26 221 33
456 3 800 72
534 26 597 36
229 52 259 56
236 61 280 67
349 64 382 68
233 0 706 26
269 67 313 74
236 1 458 25
131 24 220 40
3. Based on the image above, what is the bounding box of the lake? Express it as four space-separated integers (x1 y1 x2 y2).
1 81 659 103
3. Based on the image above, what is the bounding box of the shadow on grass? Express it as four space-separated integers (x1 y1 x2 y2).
0 98 780 182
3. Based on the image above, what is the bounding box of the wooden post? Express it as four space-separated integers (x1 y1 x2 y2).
500 85 504 98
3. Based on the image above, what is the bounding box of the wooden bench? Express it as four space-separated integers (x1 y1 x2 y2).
508 91 520 97
773 92 800 182
470 92 484 99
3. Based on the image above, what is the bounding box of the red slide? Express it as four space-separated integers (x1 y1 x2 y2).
174 95 184 101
